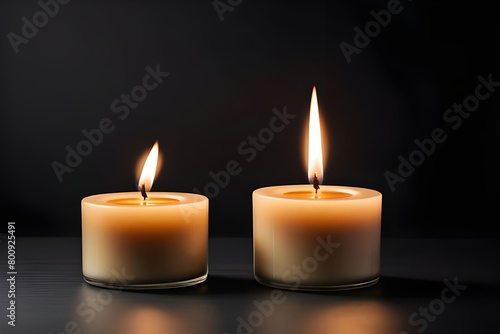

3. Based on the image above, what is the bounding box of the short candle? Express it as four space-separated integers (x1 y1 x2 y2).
81 141 208 289
252 87 382 291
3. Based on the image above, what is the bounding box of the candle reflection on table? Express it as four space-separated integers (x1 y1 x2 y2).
244 291 409 334
293 301 407 334
73 283 220 334
111 307 191 334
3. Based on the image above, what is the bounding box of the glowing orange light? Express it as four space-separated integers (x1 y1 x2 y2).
137 141 159 192
307 86 324 184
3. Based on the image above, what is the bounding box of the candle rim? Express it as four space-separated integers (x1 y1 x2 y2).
283 190 352 199
253 185 381 201
107 197 180 205
81 192 208 207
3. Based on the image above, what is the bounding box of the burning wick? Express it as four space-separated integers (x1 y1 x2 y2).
140 184 148 200
312 173 320 194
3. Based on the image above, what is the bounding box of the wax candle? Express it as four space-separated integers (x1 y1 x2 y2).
253 87 382 291
81 141 208 289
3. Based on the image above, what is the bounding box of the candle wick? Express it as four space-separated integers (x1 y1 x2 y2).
312 173 320 194
140 184 148 200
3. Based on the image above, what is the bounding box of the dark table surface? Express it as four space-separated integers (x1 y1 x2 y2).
1 236 499 334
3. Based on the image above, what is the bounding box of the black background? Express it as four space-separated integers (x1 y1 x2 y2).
1 0 498 238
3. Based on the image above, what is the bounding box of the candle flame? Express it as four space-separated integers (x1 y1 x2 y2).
138 141 159 192
307 86 324 184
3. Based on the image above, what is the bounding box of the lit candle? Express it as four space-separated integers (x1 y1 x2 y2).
253 87 382 291
81 141 208 289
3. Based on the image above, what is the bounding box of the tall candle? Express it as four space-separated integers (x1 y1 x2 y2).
81 141 208 289
253 87 382 291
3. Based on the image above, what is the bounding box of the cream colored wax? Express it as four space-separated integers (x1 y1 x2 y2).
81 192 208 289
253 185 381 290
